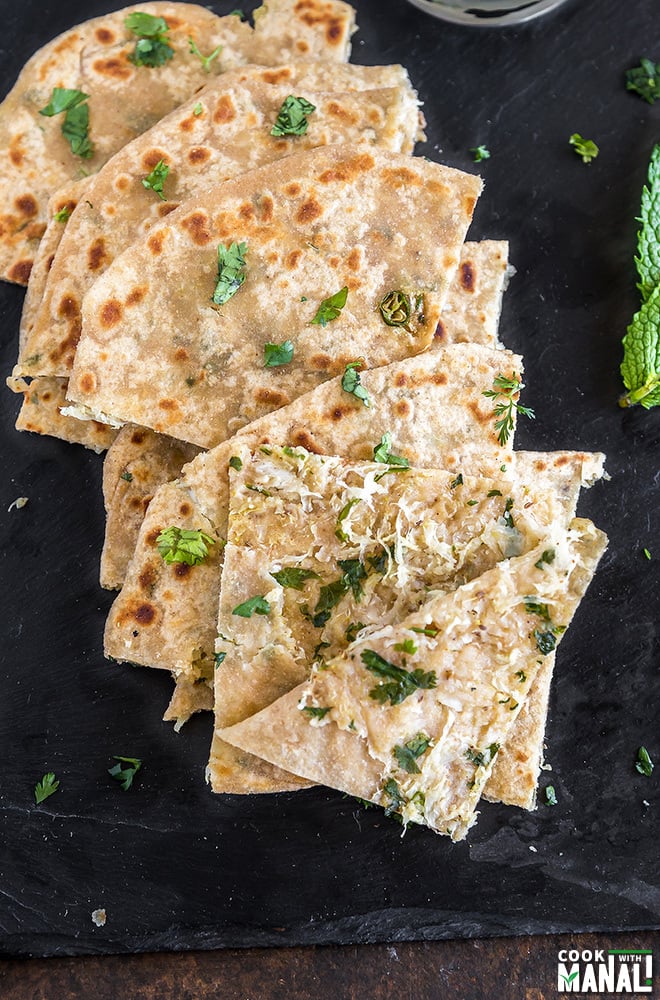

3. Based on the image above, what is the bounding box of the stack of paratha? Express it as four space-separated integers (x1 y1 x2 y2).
1 1 608 839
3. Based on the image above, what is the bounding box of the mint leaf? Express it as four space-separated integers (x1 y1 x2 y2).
626 58 660 104
636 144 660 300
620 282 660 407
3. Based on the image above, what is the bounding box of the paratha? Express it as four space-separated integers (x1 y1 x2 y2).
0 0 355 284
218 519 608 838
15 376 118 452
66 147 482 447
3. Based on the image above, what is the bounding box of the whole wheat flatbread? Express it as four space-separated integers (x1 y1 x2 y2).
15 376 118 453
66 147 482 446
0 0 355 284
219 519 607 838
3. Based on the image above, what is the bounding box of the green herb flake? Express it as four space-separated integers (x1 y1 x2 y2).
193 102 203 116
142 159 170 200
466 499 478 507
125 12 174 67
382 777 405 817
487 489 502 497
523 597 552 621
232 595 271 617
212 241 248 306
246 484 272 496
34 772 59 804
636 746 654 776
39 87 94 159
108 755 142 791
465 743 500 768
470 145 490 162
394 638 417 655
545 784 558 806
450 473 463 489
188 36 222 73
626 58 660 104
311 286 348 326
230 9 245 18
270 95 316 137
341 361 370 406
535 548 556 570
534 628 558 656
569 133 599 164
214 651 226 668
120 470 133 483
156 526 215 565
302 705 331 719
335 497 361 542
515 669 527 683
362 648 436 706
482 373 535 446
337 558 367 601
411 625 439 637
271 567 319 590
643 547 652 560
502 496 515 528
39 87 89 117
54 205 72 223
313 640 330 663
393 733 431 774
228 455 243 471
372 432 410 468
367 547 391 575
345 621 365 643
264 339 294 367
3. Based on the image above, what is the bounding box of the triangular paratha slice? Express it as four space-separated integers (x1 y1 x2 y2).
219 520 607 838
66 147 482 447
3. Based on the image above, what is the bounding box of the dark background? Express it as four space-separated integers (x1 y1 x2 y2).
0 0 658 959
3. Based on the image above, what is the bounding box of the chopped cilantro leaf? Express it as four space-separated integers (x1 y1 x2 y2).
302 705 331 719
534 628 558 655
156 526 215 565
39 88 94 159
120 470 133 482
188 36 222 72
39 87 89 117
393 638 417 655
523 597 552 621
482 373 535 446
212 241 248 306
382 777 405 817
487 489 502 497
142 159 169 200
228 456 243 471
337 558 367 601
108 755 141 791
362 648 436 706
335 497 361 542
535 548 555 570
34 772 59 804
450 473 463 489
125 12 174 67
465 743 500 768
372 432 410 468
471 145 490 162
54 205 72 223
309 559 366 627
345 621 365 643
311 286 348 326
264 340 294 367
545 784 558 806
569 133 599 165
393 733 431 773
411 625 438 637
214 651 226 668
636 746 654 776
342 361 370 406
502 496 515 528
626 58 660 104
271 95 316 137
271 567 319 590
232 595 271 617
193 102 203 116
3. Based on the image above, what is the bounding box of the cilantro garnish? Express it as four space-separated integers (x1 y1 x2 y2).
34 772 59 804
271 567 319 590
523 597 552 621
569 133 599 165
232 595 271 617
120 471 133 482
270 95 316 137
534 628 558 656
372 432 410 468
54 205 71 223
142 159 169 200
535 548 555 570
264 340 294 367
636 746 654 776
393 638 417 655
302 706 331 719
470 145 490 162
367 547 392 575
108 755 142 791
465 743 500 768
381 778 405 818
337 558 367 601
125 12 174 67
450 473 463 489
411 625 439 637
342 361 370 406
362 648 436 706
212 241 248 306
643 547 652 560
393 733 431 774
345 621 365 643
188 36 222 72
39 88 94 159
545 784 558 806
626 58 660 104
228 456 243 471
156 526 216 565
214 651 226 668
311 286 348 326
193 102 203 116
307 559 366 627
482 373 535 446
515 669 527 683
335 497 361 542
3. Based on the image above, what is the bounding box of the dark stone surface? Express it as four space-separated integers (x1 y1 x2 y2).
0 0 658 959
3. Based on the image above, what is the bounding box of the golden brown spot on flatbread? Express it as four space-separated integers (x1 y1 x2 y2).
329 404 351 421
41 391 51 402
46 254 55 272
291 428 322 453
134 602 156 625
79 372 97 394
88 237 110 273
25 221 46 240
434 319 446 341
188 146 211 165
164 15 183 28
93 56 131 80
346 248 361 270
285 182 302 198
158 398 179 411
131 430 146 445
266 251 279 264
426 179 448 196
239 201 255 222
555 455 570 466
326 100 358 124
158 203 179 217
464 195 477 216
174 347 189 361
259 195 274 222
394 373 407 387
126 285 147 306
179 117 195 133
296 40 310 53
296 197 323 224
318 152 375 184
174 562 191 579
443 253 457 271
395 400 411 418
9 135 25 166
95 27 115 43
345 276 360 292
262 68 292 84
368 108 384 125
58 294 78 319
327 19 343 43
254 387 289 407
433 372 449 386
99 352 108 362
148 231 166 255
179 502 192 516
142 149 167 171
214 94 237 124
181 211 212 246
382 166 421 188
8 260 32 283
460 261 475 292
100 299 122 327
146 528 160 545
534 459 547 472
15 195 37 218
139 566 157 591
310 353 332 371
285 250 302 270
467 400 490 424
115 176 130 192
54 32 80 54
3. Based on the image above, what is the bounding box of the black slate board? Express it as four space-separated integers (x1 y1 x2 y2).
1 0 659 959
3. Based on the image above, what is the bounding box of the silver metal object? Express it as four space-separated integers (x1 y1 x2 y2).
403 0 571 27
